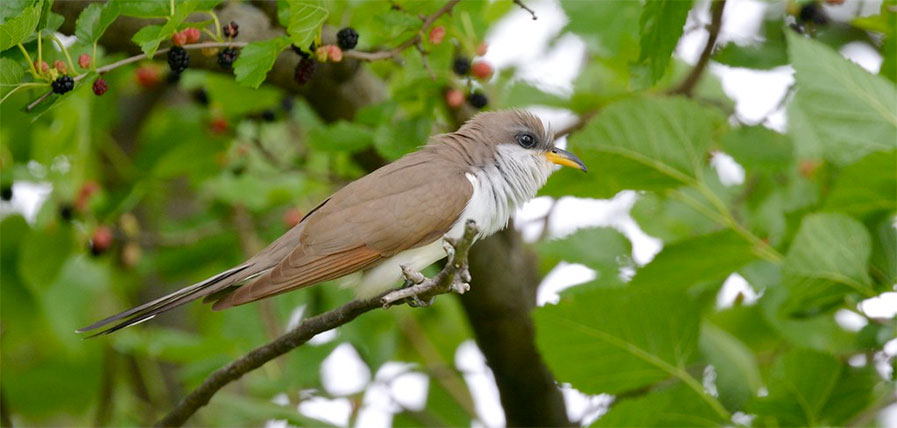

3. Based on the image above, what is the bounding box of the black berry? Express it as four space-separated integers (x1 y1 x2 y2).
223 20 239 38
59 203 74 221
218 47 239 69
92 77 108 95
799 2 828 25
337 27 359 50
261 109 276 122
294 57 317 86
167 46 190 74
51 75 75 94
468 91 488 109
192 88 209 106
453 56 470 76
0 185 12 201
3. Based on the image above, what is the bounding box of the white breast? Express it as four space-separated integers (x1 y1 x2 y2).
349 145 555 299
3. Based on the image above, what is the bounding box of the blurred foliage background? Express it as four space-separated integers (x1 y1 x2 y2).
1 0 896 426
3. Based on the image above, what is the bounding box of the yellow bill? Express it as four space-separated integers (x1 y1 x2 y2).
545 148 588 172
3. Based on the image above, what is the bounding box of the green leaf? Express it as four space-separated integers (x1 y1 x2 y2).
749 349 874 426
1 0 32 24
0 57 25 99
720 125 793 173
308 120 374 153
631 0 692 89
594 383 725 427
629 191 719 243
630 230 756 291
824 150 897 219
535 287 701 395
373 115 430 160
699 322 761 411
17 224 75 291
130 0 201 57
787 32 897 165
233 36 290 89
130 24 165 56
548 97 724 199
286 0 328 50
537 227 631 280
503 81 569 109
560 0 640 59
783 213 874 314
74 1 121 45
369 10 420 46
0 0 41 52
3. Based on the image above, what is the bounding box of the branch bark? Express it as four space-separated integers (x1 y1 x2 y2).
670 0 727 97
156 222 480 427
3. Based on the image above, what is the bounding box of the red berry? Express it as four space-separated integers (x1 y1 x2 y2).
325 45 343 62
445 89 464 108
76 180 100 213
283 207 303 229
223 21 239 39
799 160 820 178
92 77 108 95
135 66 160 88
35 60 49 73
210 117 229 134
172 31 187 46
53 60 67 74
183 27 201 43
90 226 114 256
471 61 493 80
476 42 488 56
78 53 91 69
428 26 446 45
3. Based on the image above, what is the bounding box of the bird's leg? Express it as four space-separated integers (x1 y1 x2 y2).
398 265 434 307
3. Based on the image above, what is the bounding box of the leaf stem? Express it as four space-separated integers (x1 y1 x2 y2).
0 82 49 105
17 44 41 79
694 181 784 262
50 34 78 75
208 11 223 41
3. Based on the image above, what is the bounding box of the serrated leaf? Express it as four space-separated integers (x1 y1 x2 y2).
537 227 631 281
287 0 328 50
130 0 201 57
75 1 121 45
824 150 897 219
233 36 290 89
1 0 32 24
783 213 874 314
631 0 692 89
130 24 165 56
544 97 724 199
630 229 756 291
535 287 701 395
0 0 41 52
787 32 897 165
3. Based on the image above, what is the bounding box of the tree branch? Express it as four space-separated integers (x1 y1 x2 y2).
155 221 480 427
342 0 460 61
670 0 726 96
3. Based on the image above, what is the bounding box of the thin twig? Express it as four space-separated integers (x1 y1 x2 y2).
343 0 460 61
670 0 726 97
554 110 597 140
513 0 538 20
155 220 480 427
26 41 247 111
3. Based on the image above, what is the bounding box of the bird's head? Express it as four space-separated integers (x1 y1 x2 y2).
458 110 588 174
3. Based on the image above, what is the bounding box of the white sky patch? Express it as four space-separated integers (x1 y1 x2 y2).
537 262 597 306
860 292 897 319
321 343 371 396
840 41 884 73
711 151 746 186
456 340 505 428
560 384 612 425
716 273 760 309
308 328 338 345
297 396 352 427
0 181 52 224
389 371 429 411
835 309 869 332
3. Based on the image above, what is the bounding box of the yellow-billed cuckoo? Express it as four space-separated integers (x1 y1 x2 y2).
79 110 586 335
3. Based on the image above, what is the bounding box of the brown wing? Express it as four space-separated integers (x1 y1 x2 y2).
213 151 472 309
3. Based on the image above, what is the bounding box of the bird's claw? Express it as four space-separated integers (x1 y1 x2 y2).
405 294 435 307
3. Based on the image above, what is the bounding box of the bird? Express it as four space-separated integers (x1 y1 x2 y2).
78 110 586 336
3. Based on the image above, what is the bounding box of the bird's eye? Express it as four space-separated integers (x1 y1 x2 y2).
516 133 537 148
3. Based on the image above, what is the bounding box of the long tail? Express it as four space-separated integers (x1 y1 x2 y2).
77 264 258 337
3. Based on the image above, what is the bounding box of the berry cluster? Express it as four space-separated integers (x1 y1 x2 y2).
218 47 239 69
443 38 493 110
337 27 359 50
168 46 190 74
291 27 358 87
51 75 74 94
223 21 239 38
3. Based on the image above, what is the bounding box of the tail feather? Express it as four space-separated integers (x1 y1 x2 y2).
78 265 253 337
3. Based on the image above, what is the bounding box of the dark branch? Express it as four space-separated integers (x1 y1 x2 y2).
670 0 726 96
155 221 480 427
513 0 539 20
